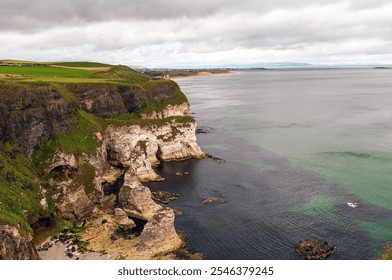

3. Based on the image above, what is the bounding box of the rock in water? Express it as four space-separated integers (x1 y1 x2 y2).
151 191 179 204
202 197 219 205
295 239 336 260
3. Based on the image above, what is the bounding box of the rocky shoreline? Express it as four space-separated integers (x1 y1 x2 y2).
0 63 209 260
35 101 205 260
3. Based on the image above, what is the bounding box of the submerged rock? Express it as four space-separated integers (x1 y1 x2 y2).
202 197 219 205
205 153 225 163
295 239 336 260
175 248 204 260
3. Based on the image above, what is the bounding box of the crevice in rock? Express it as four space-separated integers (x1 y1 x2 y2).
111 217 147 240
50 165 78 182
131 217 147 236
30 216 55 231
106 148 125 168
156 144 163 161
102 172 125 196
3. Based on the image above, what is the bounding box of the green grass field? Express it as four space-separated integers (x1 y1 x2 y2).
0 65 97 77
48 61 112 67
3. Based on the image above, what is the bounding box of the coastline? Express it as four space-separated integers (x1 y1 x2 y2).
171 70 239 79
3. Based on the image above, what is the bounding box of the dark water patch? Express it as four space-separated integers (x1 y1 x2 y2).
147 130 391 259
318 151 378 159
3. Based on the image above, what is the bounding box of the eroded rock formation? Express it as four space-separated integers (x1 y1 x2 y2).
0 225 39 260
0 65 203 260
41 102 203 259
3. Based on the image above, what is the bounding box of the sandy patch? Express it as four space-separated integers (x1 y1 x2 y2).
38 242 115 260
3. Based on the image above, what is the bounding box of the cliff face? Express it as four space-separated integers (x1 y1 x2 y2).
0 66 203 259
47 102 203 259
0 225 39 260
0 83 78 156
106 120 204 181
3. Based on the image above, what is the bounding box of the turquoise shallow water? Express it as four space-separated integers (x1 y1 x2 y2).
148 69 392 259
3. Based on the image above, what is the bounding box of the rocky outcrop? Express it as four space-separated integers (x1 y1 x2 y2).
106 120 204 181
141 103 191 119
118 172 161 221
151 191 179 204
114 208 136 229
295 240 336 260
65 84 136 118
56 186 97 221
0 225 39 260
137 207 182 255
0 79 182 157
1 73 203 259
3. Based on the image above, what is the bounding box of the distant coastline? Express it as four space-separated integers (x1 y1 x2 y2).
140 69 235 79
172 70 238 79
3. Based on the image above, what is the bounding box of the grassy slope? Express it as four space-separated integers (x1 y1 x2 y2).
0 143 52 236
0 61 192 239
0 65 98 76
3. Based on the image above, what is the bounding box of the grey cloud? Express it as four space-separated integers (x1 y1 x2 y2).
0 0 365 32
1 0 392 66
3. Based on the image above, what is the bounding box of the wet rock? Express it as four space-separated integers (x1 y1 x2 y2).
347 201 360 208
202 197 219 205
196 128 207 134
205 153 225 163
295 240 336 260
176 248 204 260
173 209 183 217
175 172 190 176
151 191 179 204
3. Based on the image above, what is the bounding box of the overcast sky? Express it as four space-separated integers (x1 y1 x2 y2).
1 0 392 67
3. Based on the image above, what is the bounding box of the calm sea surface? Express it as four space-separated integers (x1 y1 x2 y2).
147 69 392 259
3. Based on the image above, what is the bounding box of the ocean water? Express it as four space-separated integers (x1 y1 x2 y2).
147 69 392 259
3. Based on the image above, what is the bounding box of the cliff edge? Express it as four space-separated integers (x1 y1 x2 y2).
0 61 204 259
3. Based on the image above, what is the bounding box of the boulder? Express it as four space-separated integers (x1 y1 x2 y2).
114 208 136 229
295 239 336 260
56 187 96 221
151 191 179 204
137 208 182 254
118 175 161 221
